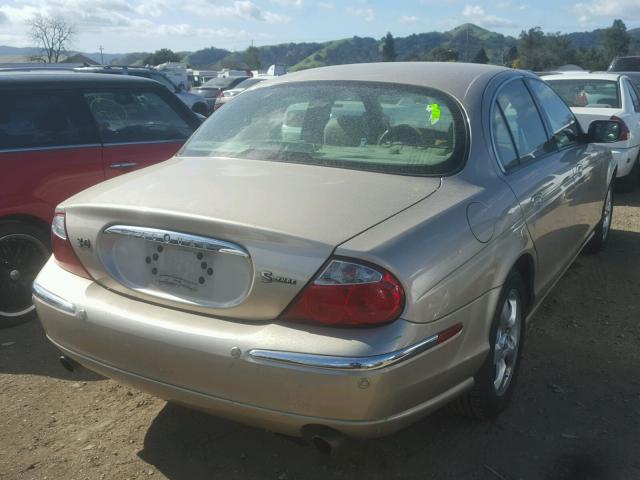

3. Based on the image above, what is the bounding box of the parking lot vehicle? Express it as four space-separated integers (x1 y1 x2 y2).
190 76 249 110
75 66 210 116
608 56 640 72
0 71 200 327
545 73 640 191
34 63 620 443
213 76 272 111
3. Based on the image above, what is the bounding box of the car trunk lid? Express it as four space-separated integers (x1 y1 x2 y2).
62 157 440 320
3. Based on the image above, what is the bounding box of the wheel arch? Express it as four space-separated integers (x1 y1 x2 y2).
0 214 51 236
511 253 535 314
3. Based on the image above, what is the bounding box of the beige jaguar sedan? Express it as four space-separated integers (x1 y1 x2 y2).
33 63 621 448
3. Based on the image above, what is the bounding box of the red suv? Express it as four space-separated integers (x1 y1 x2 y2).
0 72 201 326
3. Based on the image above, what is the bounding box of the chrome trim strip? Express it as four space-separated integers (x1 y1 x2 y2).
33 282 77 316
249 333 440 371
0 143 101 154
103 225 249 257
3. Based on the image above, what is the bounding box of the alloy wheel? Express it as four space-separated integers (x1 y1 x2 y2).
0 234 49 318
602 187 613 242
493 289 522 396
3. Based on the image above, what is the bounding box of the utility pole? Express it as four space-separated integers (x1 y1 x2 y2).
99 45 104 65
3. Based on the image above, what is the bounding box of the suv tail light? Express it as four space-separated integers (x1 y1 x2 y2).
51 212 92 279
281 258 405 327
610 115 630 140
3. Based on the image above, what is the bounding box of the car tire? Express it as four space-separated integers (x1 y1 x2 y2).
454 269 526 419
192 103 208 116
583 183 613 254
615 158 639 193
0 221 51 328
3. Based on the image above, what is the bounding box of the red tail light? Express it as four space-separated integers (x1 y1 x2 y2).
51 212 92 279
281 258 405 327
216 90 225 98
610 115 630 140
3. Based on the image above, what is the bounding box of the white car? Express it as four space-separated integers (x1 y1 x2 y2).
545 73 640 191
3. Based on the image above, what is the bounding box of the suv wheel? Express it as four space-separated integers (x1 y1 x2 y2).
0 222 50 328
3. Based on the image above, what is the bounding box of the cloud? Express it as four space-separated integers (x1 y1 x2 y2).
183 0 291 24
572 0 640 26
270 0 303 6
346 7 374 22
0 11 7 24
318 1 334 8
399 15 419 23
461 4 514 28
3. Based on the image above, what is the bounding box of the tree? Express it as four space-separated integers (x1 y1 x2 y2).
504 45 518 67
144 48 181 66
601 19 630 63
473 47 489 64
381 32 397 62
428 46 459 62
245 46 262 70
28 15 75 63
518 27 546 70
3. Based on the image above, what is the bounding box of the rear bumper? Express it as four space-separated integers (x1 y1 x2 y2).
610 144 639 178
34 258 495 438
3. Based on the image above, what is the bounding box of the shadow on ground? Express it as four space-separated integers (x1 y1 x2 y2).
138 228 640 480
0 318 102 381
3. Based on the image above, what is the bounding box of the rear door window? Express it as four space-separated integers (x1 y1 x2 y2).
527 79 580 149
625 79 640 112
84 90 194 144
496 80 550 164
0 91 99 150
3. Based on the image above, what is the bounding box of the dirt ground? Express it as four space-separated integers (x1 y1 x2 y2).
1 191 639 480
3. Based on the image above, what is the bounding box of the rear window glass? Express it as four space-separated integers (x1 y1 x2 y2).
546 79 621 108
181 81 467 176
0 92 98 150
203 77 248 88
84 90 194 143
610 57 640 72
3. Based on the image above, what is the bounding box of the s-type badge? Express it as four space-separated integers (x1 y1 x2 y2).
261 271 297 285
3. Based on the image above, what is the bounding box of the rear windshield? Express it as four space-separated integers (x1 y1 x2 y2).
203 77 247 88
235 77 266 89
609 57 640 72
180 81 467 176
546 79 621 108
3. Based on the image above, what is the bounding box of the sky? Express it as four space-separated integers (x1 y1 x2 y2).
0 0 638 53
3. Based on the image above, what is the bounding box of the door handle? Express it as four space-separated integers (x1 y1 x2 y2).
110 162 137 169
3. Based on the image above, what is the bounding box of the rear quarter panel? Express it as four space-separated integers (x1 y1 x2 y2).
0 146 103 224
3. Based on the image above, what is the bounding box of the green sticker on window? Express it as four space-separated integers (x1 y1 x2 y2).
426 103 441 125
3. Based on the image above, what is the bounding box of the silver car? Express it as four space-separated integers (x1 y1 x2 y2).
33 63 620 447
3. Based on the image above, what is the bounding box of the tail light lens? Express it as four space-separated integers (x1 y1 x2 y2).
281 258 405 327
51 212 92 280
610 115 630 140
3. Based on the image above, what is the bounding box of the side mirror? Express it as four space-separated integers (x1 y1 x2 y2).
587 120 623 143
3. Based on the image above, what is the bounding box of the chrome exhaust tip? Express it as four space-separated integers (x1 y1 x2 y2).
59 355 78 373
302 425 346 454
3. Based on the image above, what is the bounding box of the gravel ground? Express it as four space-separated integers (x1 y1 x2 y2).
1 191 639 480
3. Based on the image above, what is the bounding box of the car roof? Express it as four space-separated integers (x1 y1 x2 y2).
260 62 510 100
0 70 159 88
544 72 622 81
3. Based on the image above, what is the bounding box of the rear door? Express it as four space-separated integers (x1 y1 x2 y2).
81 88 197 179
527 78 607 230
623 78 640 148
0 89 103 222
490 78 586 294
